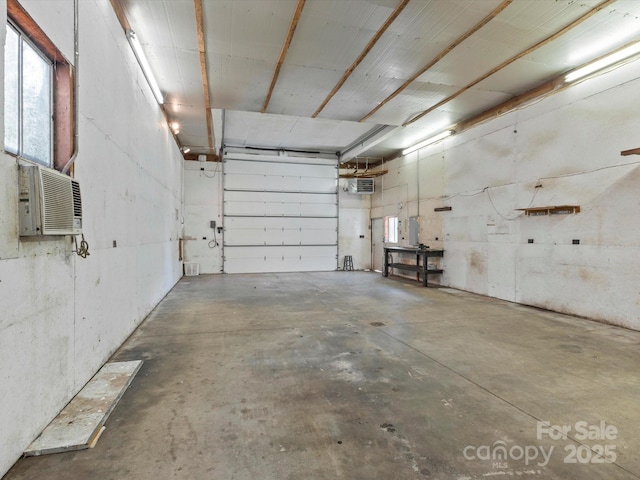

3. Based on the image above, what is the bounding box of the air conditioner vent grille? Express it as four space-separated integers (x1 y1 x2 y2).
348 178 374 194
72 180 82 217
41 169 74 231
19 165 83 236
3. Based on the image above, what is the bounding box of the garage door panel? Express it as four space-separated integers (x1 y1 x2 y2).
226 175 336 194
225 202 337 217
224 155 337 273
299 177 337 193
299 229 337 244
224 202 266 216
224 245 336 259
224 174 301 192
225 191 336 204
224 228 283 246
224 160 336 178
225 225 337 246
224 256 335 273
224 245 336 273
224 202 338 217
225 216 337 230
262 202 337 217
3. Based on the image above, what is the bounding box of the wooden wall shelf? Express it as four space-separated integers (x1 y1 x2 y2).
517 205 580 216
621 148 640 156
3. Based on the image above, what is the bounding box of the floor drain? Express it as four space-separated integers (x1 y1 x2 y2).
370 322 386 327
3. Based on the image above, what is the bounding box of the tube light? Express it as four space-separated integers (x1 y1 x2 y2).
565 41 640 83
182 147 191 154
126 29 164 104
402 130 453 156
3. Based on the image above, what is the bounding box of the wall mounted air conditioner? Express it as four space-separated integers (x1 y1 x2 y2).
348 178 374 194
18 164 83 236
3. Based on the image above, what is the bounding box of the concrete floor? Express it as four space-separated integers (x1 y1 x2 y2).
6 272 640 480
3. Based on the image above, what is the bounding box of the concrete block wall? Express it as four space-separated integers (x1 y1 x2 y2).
0 0 183 476
373 58 640 330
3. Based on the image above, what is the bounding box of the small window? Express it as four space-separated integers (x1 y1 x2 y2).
5 0 75 173
4 21 53 166
385 216 398 243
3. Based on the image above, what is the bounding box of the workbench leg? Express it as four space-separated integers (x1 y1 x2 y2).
383 251 389 277
422 255 428 287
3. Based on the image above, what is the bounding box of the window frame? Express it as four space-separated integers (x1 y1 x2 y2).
6 0 75 174
385 215 398 244
5 19 54 167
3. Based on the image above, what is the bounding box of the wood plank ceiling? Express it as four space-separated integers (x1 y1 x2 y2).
113 0 640 161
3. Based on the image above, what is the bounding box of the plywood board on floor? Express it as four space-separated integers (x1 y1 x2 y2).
24 360 142 456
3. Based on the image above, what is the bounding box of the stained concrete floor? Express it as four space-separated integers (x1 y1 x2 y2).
6 272 640 480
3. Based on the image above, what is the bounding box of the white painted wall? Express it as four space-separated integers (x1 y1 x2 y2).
0 1 183 476
374 59 640 330
183 160 223 274
339 177 371 270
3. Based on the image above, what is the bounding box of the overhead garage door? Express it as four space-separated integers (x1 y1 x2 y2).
223 153 338 273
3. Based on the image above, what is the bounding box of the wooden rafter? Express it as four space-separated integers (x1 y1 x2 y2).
109 0 131 32
194 0 214 153
403 0 617 127
312 0 410 119
262 0 306 113
358 0 513 123
453 76 564 134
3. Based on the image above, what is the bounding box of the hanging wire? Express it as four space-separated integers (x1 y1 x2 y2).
74 234 90 258
208 224 219 248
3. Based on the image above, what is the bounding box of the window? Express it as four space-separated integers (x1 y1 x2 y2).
4 22 53 166
385 216 398 243
5 0 75 173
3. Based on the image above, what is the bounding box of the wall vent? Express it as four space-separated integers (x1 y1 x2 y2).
19 164 83 236
348 178 374 194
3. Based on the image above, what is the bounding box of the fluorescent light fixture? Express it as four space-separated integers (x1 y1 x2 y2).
182 147 191 154
402 130 453 156
565 41 640 83
126 29 164 104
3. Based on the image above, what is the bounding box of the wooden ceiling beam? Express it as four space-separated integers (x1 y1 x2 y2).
403 0 617 127
453 76 564 134
358 0 513 123
312 0 410 119
108 0 131 33
194 0 214 153
262 0 306 113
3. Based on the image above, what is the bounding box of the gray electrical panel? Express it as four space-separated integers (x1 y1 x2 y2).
409 216 419 246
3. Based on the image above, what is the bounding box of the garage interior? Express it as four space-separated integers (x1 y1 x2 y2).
1 0 640 479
